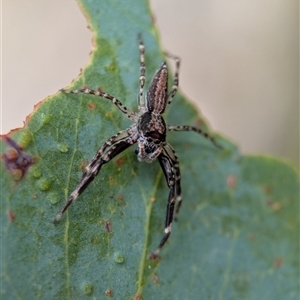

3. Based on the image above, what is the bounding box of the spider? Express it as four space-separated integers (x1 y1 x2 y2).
53 35 221 259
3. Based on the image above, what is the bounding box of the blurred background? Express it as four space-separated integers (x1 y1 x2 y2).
2 0 299 167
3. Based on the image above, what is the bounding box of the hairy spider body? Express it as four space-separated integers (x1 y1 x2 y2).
54 36 221 258
137 112 166 163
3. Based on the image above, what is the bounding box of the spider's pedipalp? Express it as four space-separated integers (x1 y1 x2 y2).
61 88 138 122
167 125 222 149
53 128 138 224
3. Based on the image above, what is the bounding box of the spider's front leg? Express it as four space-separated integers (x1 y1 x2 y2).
61 88 137 122
149 144 182 259
165 53 180 106
53 128 138 223
137 34 146 112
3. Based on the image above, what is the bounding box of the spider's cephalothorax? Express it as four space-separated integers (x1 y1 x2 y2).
54 36 221 259
136 111 166 163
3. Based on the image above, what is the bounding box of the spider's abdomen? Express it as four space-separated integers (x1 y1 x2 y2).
146 62 168 114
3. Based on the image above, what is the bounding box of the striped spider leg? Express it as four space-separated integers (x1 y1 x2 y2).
53 127 138 223
54 36 221 259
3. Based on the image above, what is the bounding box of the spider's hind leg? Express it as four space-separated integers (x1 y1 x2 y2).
149 144 182 259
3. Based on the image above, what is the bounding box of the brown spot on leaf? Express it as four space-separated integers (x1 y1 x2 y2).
117 194 124 201
115 156 125 167
264 185 272 194
109 176 117 185
273 257 284 268
4 149 18 161
248 233 256 242
105 221 112 232
210 163 216 169
1 135 34 180
195 118 204 128
80 159 88 171
88 102 95 110
7 210 16 222
271 202 282 211
226 174 237 188
265 198 273 206
134 294 142 300
105 112 112 118
265 199 282 211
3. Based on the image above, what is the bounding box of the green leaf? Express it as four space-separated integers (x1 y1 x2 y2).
1 1 299 299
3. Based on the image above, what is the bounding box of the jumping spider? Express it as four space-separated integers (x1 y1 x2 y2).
54 36 221 258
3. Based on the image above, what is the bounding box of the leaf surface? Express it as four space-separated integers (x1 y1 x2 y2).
1 1 299 299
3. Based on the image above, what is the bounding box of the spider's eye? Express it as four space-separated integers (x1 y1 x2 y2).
145 130 164 141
